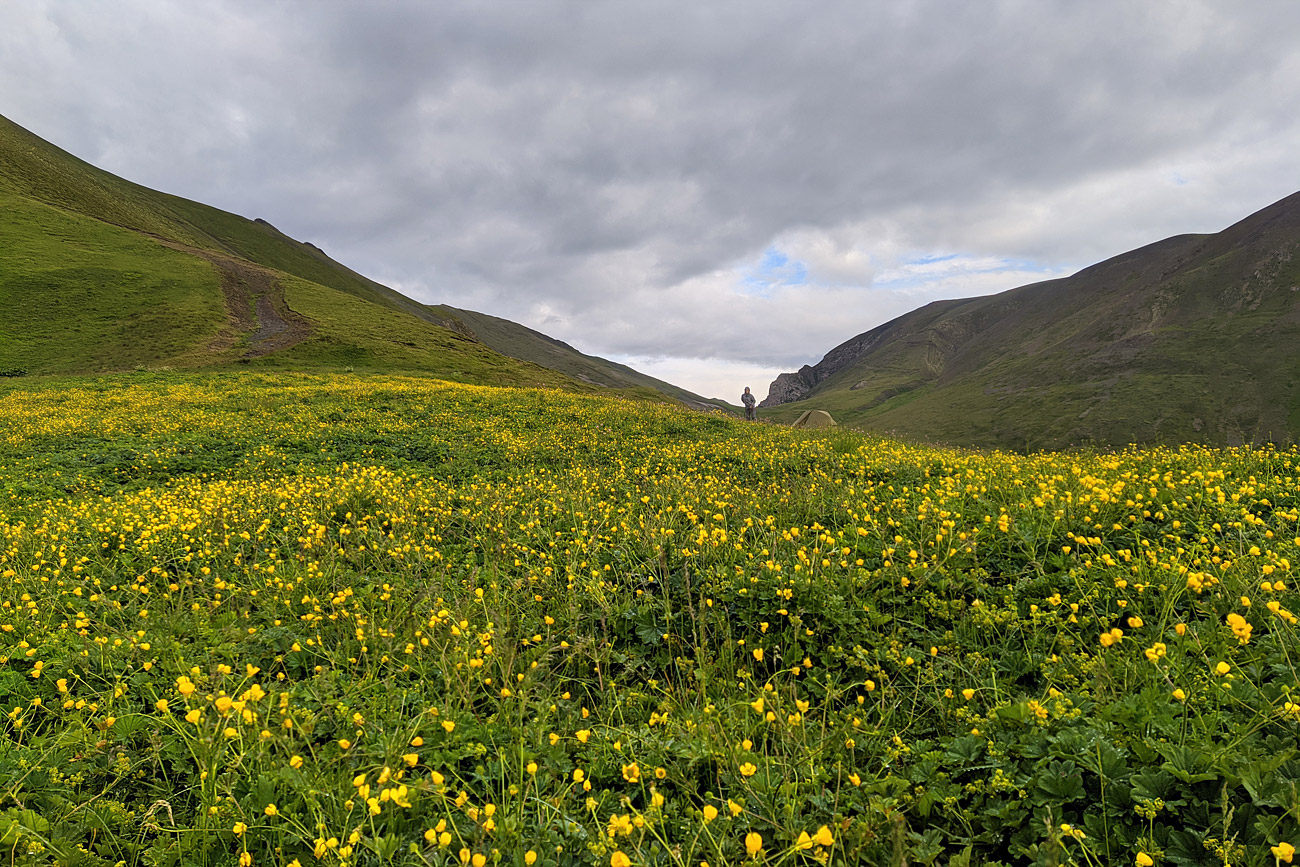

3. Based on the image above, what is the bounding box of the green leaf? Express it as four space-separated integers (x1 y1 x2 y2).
994 701 1030 723
0 808 50 846
1077 738 1129 782
1164 828 1207 867
1159 744 1218 785
947 845 974 867
1129 768 1186 808
944 735 985 767
1033 759 1085 804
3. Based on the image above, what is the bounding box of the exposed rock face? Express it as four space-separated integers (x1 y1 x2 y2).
761 368 816 406
760 321 899 407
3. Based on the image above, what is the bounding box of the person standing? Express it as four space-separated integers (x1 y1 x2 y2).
741 387 757 421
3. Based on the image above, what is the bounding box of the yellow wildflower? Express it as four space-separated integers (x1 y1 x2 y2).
1226 612 1252 644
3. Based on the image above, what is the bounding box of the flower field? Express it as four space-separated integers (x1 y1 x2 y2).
1 372 1298 866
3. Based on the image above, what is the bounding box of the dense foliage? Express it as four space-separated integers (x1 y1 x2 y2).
1 373 1298 866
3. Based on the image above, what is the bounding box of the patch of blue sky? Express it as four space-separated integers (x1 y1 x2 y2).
738 246 808 297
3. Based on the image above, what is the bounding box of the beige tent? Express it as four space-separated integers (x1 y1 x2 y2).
791 410 837 429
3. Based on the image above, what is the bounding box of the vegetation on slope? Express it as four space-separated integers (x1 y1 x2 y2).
764 192 1300 450
2 373 1298 865
0 185 573 389
0 113 442 314
0 114 688 400
0 193 229 374
0 113 544 384
257 279 579 389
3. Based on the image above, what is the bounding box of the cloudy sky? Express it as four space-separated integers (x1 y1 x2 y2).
4 2 1300 399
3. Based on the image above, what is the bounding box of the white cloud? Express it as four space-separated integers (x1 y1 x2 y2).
607 355 781 405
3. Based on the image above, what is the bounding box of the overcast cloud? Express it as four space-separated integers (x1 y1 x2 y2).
3 1 1300 399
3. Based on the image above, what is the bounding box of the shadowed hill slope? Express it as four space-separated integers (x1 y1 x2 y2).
761 191 1300 450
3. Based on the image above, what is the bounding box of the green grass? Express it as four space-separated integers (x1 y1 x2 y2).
1 372 1299 866
432 307 723 408
0 115 206 246
0 112 712 408
0 114 572 386
0 192 229 373
0 189 566 385
1 113 387 303
251 278 587 389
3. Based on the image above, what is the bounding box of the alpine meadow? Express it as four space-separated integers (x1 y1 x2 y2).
3 31 1300 867
2 374 1299 866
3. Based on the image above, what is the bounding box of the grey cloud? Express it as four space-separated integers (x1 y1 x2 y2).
3 0 1300 388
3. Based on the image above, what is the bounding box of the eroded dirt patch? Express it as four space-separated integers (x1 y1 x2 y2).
158 240 311 358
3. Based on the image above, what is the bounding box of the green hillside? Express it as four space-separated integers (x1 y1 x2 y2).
762 191 1300 450
0 192 227 374
0 113 693 396
0 114 465 319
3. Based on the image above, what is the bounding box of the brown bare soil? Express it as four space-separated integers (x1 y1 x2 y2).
157 240 312 358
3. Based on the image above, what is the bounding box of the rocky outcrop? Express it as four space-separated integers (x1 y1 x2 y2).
760 317 904 406
761 368 816 406
760 295 979 407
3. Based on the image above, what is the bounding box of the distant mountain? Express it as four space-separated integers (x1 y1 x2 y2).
761 191 1300 450
0 113 713 406
429 306 725 410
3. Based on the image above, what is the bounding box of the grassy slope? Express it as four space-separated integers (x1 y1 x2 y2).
1 114 426 309
0 191 230 373
767 193 1300 449
0 187 576 389
261 278 580 389
0 113 721 403
0 114 611 390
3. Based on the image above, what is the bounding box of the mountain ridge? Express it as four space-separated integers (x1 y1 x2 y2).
761 190 1300 450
